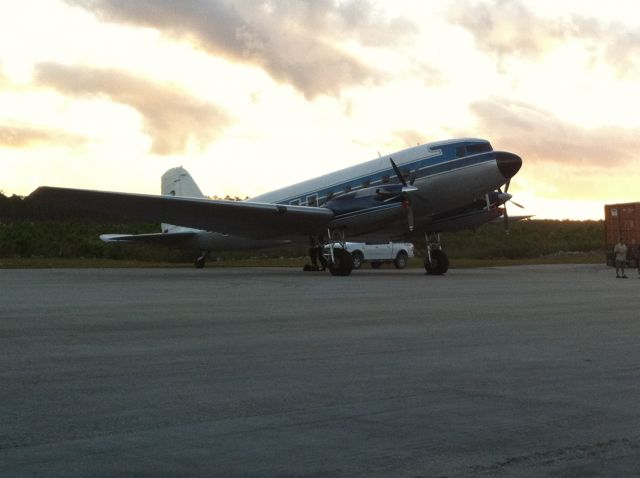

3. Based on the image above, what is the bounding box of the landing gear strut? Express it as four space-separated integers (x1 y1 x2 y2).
424 233 449 275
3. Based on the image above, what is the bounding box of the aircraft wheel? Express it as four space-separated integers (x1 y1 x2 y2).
329 249 353 276
394 251 408 269
351 251 364 269
370 262 382 269
424 250 449 275
195 253 207 269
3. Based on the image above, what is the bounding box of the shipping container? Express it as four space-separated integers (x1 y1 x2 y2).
604 202 640 267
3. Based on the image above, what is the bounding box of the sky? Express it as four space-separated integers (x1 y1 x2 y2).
2 0 640 220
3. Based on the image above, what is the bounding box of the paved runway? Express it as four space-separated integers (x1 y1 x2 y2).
1 265 640 477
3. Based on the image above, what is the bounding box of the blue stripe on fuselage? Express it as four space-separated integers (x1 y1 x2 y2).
276 150 496 206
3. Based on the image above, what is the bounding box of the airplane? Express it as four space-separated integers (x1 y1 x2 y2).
29 138 522 276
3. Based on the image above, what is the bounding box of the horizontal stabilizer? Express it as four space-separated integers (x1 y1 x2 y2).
100 231 197 245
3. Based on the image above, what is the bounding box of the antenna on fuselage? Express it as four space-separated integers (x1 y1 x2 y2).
377 151 381 158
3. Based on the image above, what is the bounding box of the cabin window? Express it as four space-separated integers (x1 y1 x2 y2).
381 175 390 184
456 146 466 158
290 199 300 206
466 143 492 154
362 179 371 188
326 191 334 200
307 194 318 207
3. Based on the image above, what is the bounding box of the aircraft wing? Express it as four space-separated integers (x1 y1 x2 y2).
30 186 334 239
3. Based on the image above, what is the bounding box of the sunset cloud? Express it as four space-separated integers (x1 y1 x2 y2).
0 121 89 149
448 0 640 77
393 129 426 148
64 0 417 98
468 98 640 168
34 63 232 155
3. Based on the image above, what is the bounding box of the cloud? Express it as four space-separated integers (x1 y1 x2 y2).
448 0 561 60
34 62 232 155
64 0 418 98
448 0 640 77
467 98 640 168
392 129 426 147
0 121 89 149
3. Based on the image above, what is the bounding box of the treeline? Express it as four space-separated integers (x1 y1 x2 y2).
434 219 604 259
0 192 604 261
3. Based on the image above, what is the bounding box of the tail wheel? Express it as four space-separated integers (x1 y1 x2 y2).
351 251 364 269
424 250 449 275
195 255 207 269
394 251 408 269
329 248 353 276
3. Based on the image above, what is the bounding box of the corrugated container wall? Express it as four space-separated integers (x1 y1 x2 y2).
604 202 640 266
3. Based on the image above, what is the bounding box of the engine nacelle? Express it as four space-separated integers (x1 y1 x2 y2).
324 184 404 216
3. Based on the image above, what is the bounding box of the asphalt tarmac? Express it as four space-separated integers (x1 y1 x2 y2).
1 264 640 477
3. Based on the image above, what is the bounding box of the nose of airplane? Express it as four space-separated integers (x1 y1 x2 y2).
496 151 522 179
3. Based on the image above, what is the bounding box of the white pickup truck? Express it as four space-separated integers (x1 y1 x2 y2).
331 242 415 269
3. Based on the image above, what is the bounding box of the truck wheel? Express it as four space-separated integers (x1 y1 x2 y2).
394 251 408 269
351 251 364 269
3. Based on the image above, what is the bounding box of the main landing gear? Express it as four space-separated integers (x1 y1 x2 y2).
324 229 353 276
303 230 353 276
304 230 448 277
424 232 449 275
327 248 353 276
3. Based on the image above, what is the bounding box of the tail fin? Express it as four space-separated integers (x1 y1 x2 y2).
160 167 205 233
161 167 205 198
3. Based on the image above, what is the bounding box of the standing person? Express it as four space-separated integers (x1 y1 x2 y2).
614 238 628 278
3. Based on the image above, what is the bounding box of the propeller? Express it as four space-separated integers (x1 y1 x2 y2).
389 158 418 231
497 182 524 233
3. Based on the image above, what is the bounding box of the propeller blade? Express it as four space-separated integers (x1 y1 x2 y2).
390 158 407 187
503 204 510 234
504 179 511 193
390 158 420 232
511 200 525 209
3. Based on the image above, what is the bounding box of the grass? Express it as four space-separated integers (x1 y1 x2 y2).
447 254 604 269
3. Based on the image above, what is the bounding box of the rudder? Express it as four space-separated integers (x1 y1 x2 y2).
161 167 205 198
